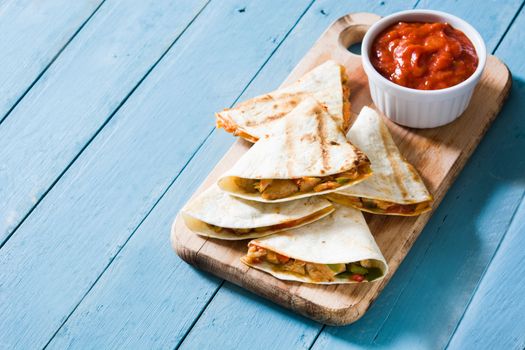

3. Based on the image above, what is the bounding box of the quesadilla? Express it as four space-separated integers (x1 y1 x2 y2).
181 185 334 240
241 204 388 284
218 96 371 202
216 60 351 142
326 106 433 216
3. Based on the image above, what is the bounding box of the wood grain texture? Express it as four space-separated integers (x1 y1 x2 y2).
0 0 208 245
172 14 512 325
0 0 103 124
0 1 313 349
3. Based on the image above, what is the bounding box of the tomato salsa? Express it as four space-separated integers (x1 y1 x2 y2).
371 22 478 90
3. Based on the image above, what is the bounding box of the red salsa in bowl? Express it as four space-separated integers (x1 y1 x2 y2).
371 22 478 90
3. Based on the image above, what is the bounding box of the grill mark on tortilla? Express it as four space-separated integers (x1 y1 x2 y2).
379 121 409 199
315 107 330 172
240 92 306 127
245 111 287 126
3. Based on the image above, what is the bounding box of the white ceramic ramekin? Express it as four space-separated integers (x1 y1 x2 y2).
361 10 487 128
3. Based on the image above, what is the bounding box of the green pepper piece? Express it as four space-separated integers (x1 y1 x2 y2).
327 263 346 274
336 272 352 279
349 263 369 275
335 177 351 185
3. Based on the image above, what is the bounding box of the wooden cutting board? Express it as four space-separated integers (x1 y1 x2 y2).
171 12 511 325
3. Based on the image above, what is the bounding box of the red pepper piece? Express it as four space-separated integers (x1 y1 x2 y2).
351 274 365 282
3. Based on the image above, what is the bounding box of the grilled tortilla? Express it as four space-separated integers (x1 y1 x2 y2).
326 106 433 216
216 60 351 142
241 204 388 284
218 96 371 203
181 185 334 240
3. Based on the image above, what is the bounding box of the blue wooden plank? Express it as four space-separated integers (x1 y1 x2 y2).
313 2 525 350
0 0 208 245
447 201 525 350
44 1 418 349
0 0 103 124
0 1 313 349
446 10 525 349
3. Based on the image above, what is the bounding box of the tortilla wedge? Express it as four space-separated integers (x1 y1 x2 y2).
326 106 433 216
241 204 388 284
216 60 351 142
181 185 334 240
218 96 371 203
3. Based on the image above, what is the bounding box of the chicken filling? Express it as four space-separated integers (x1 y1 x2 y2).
328 194 431 215
207 207 333 236
234 164 371 200
244 245 383 282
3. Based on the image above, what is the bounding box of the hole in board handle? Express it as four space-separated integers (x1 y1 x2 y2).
347 42 362 55
338 24 371 56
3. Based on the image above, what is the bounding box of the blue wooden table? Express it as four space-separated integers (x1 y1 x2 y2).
1 1 524 349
